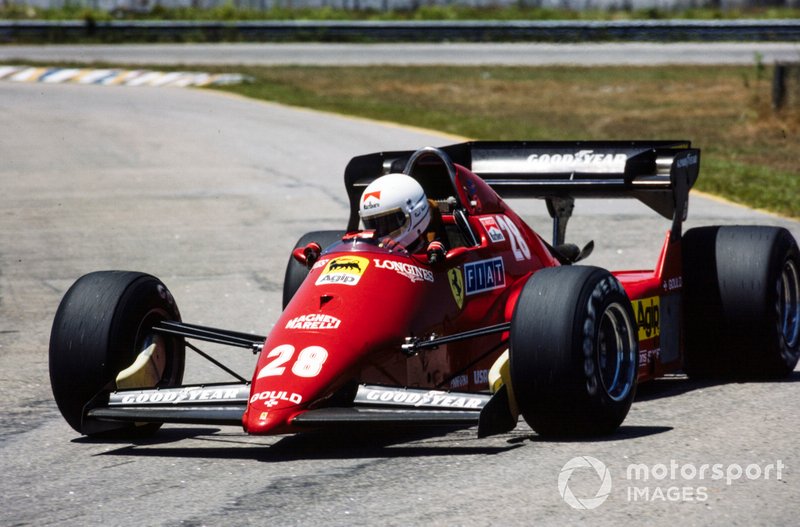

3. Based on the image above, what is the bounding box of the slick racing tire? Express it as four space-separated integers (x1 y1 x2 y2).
49 271 185 436
510 266 638 437
282 230 345 309
683 226 800 379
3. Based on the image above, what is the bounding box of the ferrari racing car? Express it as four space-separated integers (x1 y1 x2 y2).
49 141 800 439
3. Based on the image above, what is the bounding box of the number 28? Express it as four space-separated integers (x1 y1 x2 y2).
256 345 328 379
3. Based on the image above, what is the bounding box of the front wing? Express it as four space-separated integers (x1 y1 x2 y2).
85 383 516 437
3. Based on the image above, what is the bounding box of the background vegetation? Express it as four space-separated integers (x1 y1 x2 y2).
210 63 799 217
1 4 799 21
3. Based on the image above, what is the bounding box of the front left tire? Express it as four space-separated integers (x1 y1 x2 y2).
510 266 638 437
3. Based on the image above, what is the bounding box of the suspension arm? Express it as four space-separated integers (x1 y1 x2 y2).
154 320 265 352
401 322 511 355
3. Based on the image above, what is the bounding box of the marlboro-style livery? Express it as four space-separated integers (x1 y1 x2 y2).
49 142 800 440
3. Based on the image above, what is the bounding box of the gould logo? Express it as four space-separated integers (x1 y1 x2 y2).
632 296 660 340
249 390 303 406
315 256 369 287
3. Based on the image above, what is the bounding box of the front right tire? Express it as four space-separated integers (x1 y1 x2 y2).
49 271 185 436
282 230 345 309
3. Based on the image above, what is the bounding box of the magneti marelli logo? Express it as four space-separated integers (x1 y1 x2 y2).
558 456 613 510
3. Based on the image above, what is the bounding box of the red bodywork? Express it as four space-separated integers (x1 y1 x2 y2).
242 164 684 435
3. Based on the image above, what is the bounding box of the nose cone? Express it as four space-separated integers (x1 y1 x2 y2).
242 247 449 435
243 405 298 436
243 343 320 435
242 329 360 435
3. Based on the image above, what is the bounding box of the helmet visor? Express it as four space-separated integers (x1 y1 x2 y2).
363 209 408 238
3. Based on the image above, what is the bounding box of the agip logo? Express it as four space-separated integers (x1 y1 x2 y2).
632 296 660 340
315 256 370 287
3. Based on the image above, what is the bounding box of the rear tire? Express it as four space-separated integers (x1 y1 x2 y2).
510 266 638 437
282 230 345 309
683 226 800 378
49 271 185 436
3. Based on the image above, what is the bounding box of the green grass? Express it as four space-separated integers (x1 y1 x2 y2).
5 59 794 216
209 64 799 217
2 4 799 22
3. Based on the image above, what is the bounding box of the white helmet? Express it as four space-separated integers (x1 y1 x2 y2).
359 173 430 249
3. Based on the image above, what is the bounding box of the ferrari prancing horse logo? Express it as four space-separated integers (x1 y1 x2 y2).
448 268 464 310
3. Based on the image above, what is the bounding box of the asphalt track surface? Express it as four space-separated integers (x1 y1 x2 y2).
1 81 799 526
1 42 799 66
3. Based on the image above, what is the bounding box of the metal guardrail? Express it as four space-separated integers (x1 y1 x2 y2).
0 19 799 42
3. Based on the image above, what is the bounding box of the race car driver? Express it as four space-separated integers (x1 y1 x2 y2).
294 173 445 268
358 173 444 260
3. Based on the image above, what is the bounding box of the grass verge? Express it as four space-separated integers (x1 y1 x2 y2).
2 5 799 22
3 59 794 216
210 63 799 218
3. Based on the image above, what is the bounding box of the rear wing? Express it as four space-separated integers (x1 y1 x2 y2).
343 141 700 241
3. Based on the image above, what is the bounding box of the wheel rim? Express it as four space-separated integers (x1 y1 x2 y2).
138 333 168 384
596 302 637 402
779 259 800 349
135 308 181 386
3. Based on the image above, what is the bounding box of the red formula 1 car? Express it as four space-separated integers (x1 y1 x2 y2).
49 142 800 439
